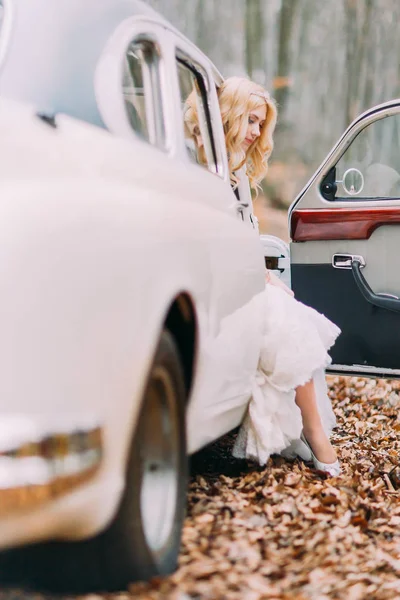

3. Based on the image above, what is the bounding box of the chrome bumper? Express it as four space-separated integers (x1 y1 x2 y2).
0 417 103 516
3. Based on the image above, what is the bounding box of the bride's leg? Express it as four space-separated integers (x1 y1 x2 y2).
295 379 337 464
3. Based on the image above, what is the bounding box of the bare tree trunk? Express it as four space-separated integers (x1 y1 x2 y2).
245 0 264 81
344 0 373 126
274 0 299 116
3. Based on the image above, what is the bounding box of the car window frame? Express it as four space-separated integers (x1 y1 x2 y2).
123 37 166 148
289 100 400 218
322 111 400 203
169 32 228 180
175 51 219 175
95 16 230 178
95 18 171 152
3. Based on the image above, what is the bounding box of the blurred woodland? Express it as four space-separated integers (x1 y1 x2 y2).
144 0 400 220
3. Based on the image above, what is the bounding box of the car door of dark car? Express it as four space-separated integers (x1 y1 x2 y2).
289 102 400 378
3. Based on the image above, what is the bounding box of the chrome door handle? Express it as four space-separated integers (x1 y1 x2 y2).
236 202 249 221
332 253 365 269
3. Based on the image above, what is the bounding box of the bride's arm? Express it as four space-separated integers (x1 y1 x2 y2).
266 269 294 297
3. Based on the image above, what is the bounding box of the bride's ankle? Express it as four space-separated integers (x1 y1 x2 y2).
302 429 337 461
302 424 326 440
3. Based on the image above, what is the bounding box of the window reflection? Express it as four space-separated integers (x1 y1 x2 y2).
336 114 400 199
123 45 150 142
178 58 217 174
122 40 165 149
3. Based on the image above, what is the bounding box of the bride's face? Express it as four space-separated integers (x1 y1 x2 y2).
241 104 266 152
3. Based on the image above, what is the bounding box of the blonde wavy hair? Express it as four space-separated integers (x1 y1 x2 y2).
184 76 277 191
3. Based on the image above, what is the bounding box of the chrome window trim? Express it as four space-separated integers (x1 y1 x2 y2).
0 0 14 72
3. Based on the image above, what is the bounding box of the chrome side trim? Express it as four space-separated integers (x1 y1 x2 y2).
0 419 103 516
327 363 400 378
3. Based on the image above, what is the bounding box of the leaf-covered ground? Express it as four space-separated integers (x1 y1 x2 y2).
128 376 400 600
0 376 399 600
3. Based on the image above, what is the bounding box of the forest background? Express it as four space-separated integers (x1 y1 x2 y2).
144 0 400 238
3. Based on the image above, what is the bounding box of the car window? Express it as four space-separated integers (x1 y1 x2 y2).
177 57 218 174
123 40 165 148
326 114 400 201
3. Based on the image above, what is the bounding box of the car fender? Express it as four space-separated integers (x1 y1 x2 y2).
0 176 247 542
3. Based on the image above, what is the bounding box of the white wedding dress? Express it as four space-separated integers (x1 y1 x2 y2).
232 283 341 466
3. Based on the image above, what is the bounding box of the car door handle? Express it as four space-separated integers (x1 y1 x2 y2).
235 202 250 222
332 253 365 269
351 259 400 313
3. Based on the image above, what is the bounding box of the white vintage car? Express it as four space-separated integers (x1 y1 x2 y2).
0 0 272 591
0 0 399 592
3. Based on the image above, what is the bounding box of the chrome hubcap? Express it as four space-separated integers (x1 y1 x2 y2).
140 365 179 557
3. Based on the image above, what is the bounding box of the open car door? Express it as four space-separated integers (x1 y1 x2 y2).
289 100 400 379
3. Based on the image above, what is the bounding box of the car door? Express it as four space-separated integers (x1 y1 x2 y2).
289 100 400 378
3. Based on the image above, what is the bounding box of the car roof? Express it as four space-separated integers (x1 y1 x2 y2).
0 0 222 127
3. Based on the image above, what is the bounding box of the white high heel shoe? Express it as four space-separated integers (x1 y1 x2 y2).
282 438 312 461
300 432 341 477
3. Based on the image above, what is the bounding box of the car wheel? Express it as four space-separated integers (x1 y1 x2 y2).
101 328 188 588
0 329 188 592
